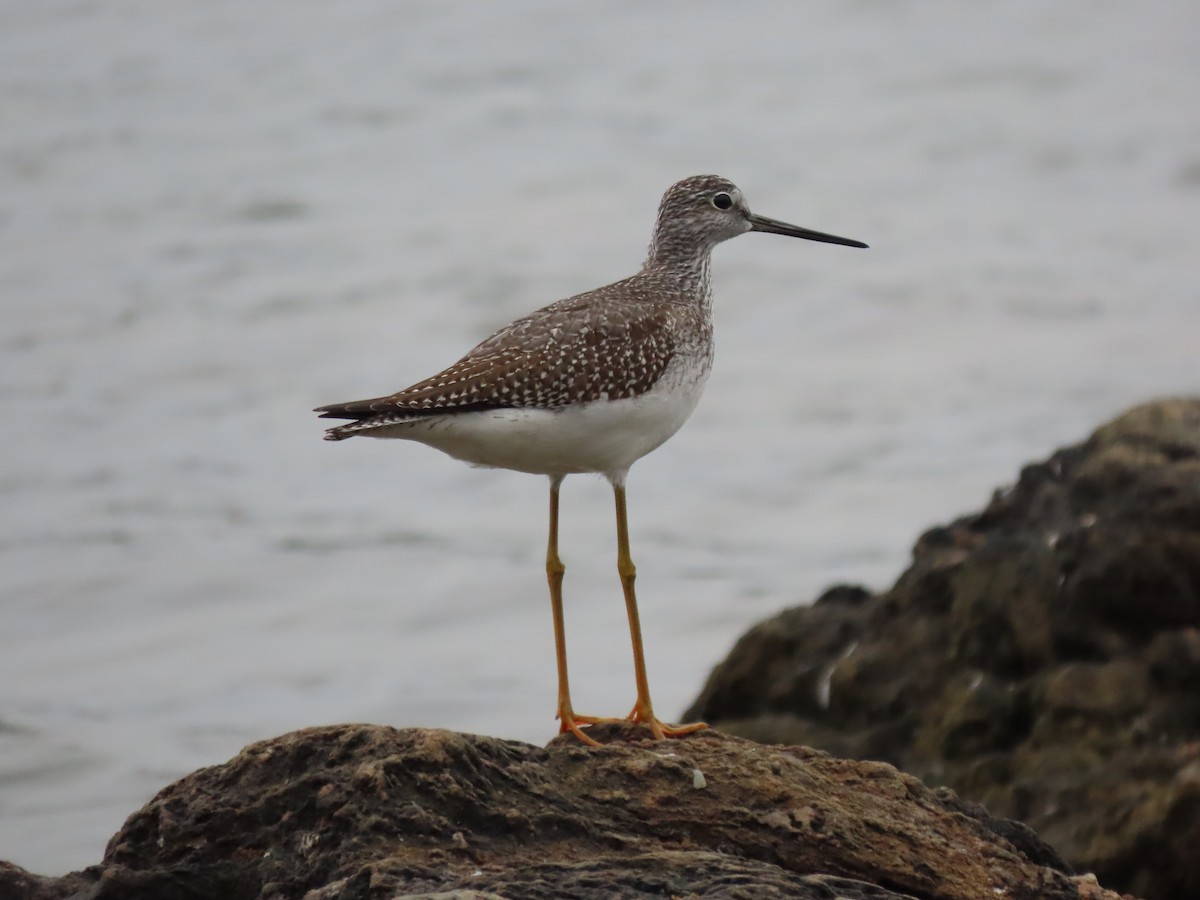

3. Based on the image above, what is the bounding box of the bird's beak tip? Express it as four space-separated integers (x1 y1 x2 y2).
748 213 866 249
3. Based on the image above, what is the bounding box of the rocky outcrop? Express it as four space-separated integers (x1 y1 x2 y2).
0 724 1127 900
686 399 1200 900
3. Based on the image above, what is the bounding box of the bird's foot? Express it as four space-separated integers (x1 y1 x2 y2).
556 706 708 745
557 709 625 747
625 703 708 740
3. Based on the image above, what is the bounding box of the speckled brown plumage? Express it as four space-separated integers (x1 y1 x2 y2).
316 276 712 436
315 176 749 439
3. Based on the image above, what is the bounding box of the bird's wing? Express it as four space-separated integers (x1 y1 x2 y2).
315 283 692 423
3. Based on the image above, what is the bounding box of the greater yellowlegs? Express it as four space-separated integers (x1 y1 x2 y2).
316 175 866 745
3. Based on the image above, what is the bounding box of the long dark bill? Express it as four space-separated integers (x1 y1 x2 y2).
749 213 868 249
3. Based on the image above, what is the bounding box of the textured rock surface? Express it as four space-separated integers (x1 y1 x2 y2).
0 724 1128 900
686 398 1200 900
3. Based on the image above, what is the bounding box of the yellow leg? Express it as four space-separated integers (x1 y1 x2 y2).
612 480 708 740
547 477 620 746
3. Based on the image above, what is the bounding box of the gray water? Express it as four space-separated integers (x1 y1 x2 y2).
2 0 1198 875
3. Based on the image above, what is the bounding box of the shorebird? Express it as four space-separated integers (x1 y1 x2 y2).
316 175 866 745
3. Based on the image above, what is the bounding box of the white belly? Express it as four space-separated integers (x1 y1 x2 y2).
362 366 710 478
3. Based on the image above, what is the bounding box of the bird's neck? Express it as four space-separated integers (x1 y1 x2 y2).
642 240 714 310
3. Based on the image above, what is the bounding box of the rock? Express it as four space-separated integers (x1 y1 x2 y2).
685 399 1200 900
0 863 92 900
0 724 1129 900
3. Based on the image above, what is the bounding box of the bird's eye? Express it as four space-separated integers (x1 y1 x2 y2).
711 192 733 210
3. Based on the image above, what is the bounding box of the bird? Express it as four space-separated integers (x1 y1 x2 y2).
316 174 867 746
